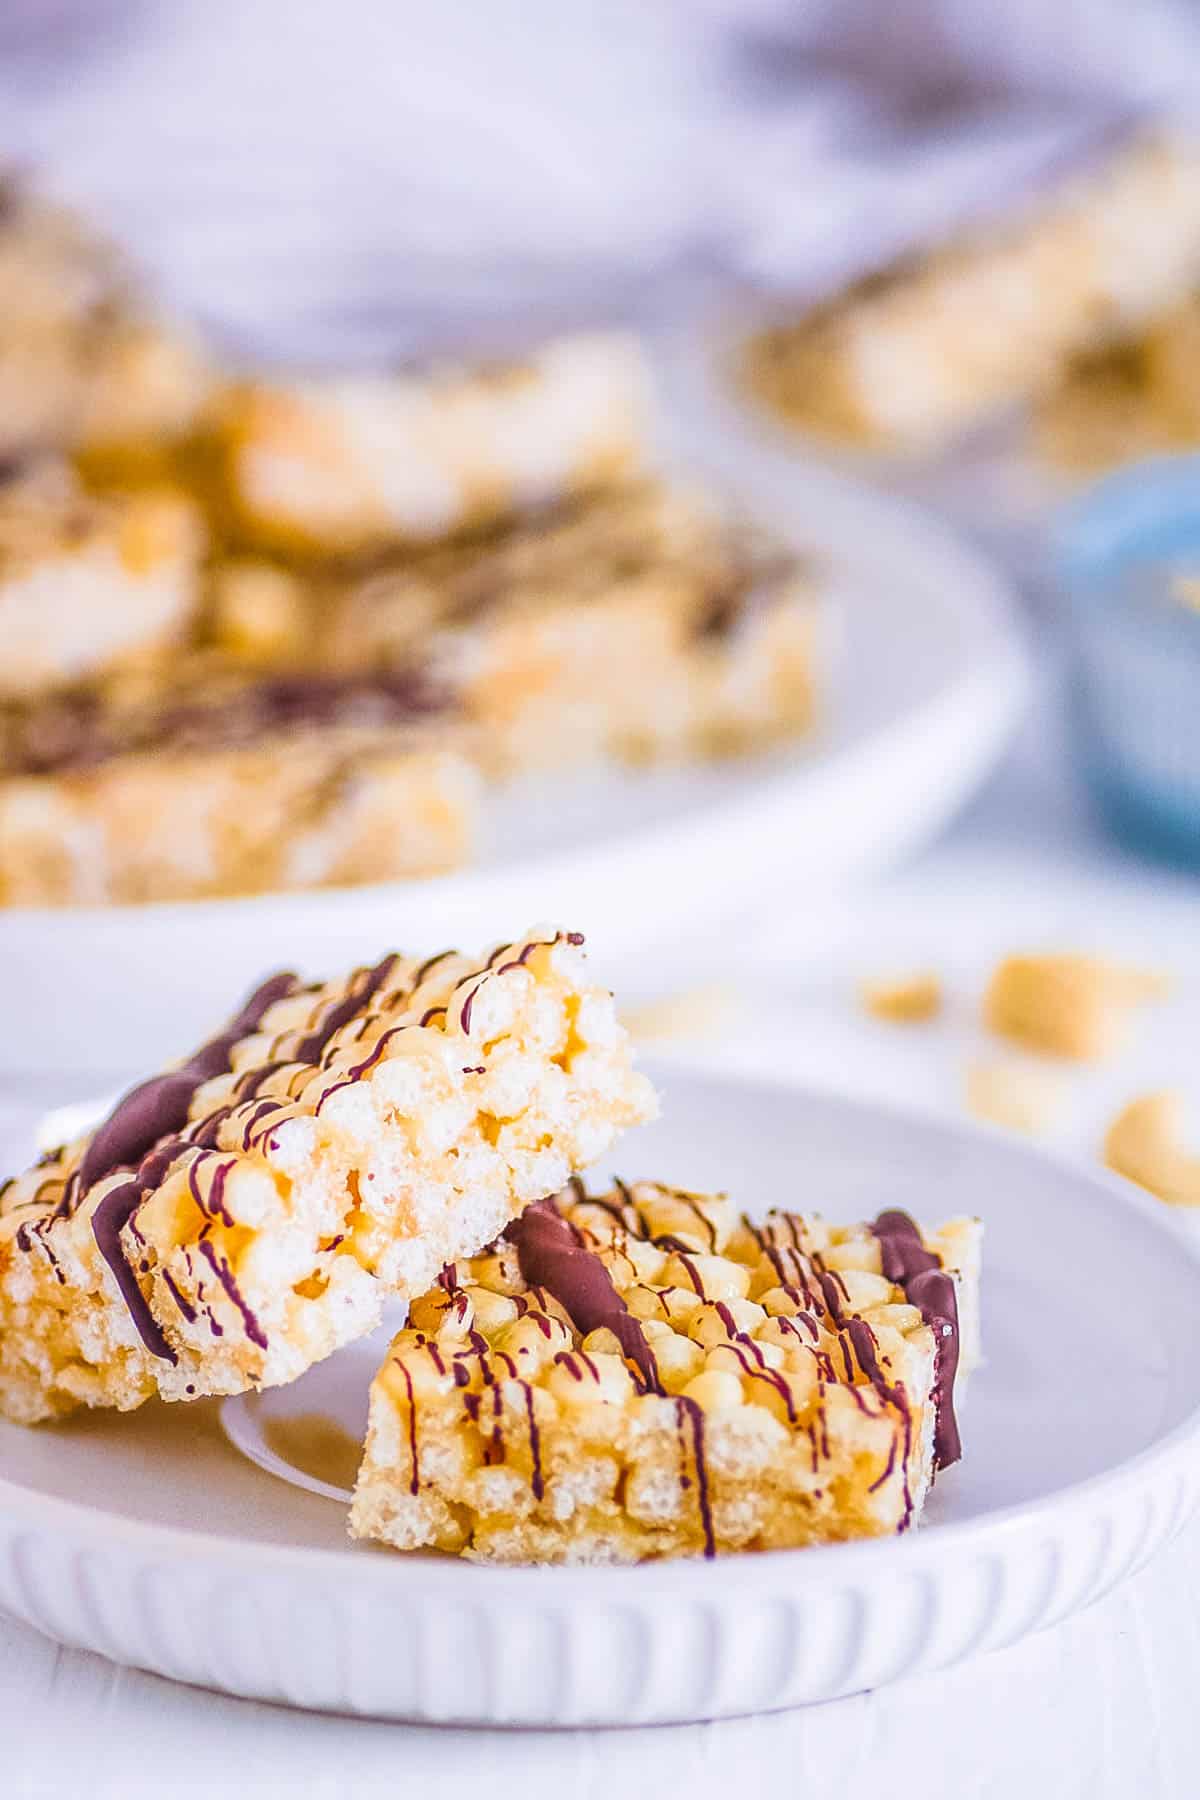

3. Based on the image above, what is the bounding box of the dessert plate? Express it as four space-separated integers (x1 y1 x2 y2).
2 1069 1199 1725
0 446 1028 1073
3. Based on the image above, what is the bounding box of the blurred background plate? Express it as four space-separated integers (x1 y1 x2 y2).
0 449 1028 1078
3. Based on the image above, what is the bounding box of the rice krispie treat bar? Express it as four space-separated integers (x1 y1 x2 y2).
0 479 816 903
0 657 479 904
314 480 817 774
216 332 649 557
0 460 204 701
743 133 1200 455
0 929 656 1424
350 1182 981 1562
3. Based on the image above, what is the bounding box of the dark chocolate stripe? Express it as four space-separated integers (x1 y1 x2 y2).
197 1239 268 1351
294 953 399 1063
74 971 298 1360
77 970 298 1198
675 1396 715 1558
872 1210 962 1470
91 1179 179 1364
507 1199 662 1395
3 666 450 778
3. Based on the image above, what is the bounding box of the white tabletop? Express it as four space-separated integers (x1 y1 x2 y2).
6 662 1200 1797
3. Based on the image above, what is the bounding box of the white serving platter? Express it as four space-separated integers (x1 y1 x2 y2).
0 446 1027 1074
1 1069 1196 1725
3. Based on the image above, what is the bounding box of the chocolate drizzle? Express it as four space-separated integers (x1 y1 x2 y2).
197 1240 268 1350
396 1360 421 1494
691 546 797 642
674 1397 715 1558
76 971 298 1200
91 1179 179 1363
507 1200 662 1394
75 971 297 1360
522 1382 545 1500
407 1184 961 1558
294 953 399 1062
502 1196 717 1559
872 1210 962 1470
809 1253 916 1528
2 666 450 778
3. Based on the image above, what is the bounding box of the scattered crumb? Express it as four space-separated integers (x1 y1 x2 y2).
623 982 737 1046
1104 1091 1200 1206
983 953 1169 1061
966 1061 1065 1135
860 973 943 1024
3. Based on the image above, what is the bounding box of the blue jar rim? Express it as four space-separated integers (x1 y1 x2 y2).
1052 454 1200 644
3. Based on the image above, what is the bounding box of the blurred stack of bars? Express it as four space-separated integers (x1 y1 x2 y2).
0 184 819 907
740 125 1200 871
742 130 1200 472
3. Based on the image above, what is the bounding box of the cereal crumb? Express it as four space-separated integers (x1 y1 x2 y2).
861 973 942 1024
983 953 1168 1061
1104 1091 1200 1206
966 1061 1063 1135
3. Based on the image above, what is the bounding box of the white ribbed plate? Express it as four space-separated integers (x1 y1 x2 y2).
2 1071 1198 1725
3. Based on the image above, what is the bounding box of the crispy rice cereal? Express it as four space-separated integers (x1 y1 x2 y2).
315 479 818 775
203 479 818 774
0 461 203 700
0 928 656 1423
216 333 649 556
0 657 479 905
0 478 818 903
351 1182 981 1562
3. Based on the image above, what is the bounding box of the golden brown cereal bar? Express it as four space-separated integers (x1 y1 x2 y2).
0 929 655 1423
215 333 649 557
350 1182 981 1562
0 460 203 701
742 133 1200 455
302 479 818 775
0 655 478 905
0 477 817 903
